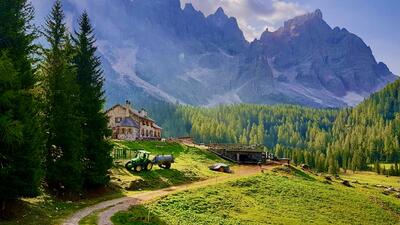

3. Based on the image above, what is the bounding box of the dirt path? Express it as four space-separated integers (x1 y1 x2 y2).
62 165 267 225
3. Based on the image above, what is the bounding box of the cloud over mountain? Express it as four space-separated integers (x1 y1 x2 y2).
180 0 306 40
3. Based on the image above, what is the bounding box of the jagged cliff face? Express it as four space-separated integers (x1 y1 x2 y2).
62 0 396 108
241 10 394 106
236 9 396 107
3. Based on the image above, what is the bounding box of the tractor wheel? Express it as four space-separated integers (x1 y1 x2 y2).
146 162 153 171
134 165 142 172
164 163 171 169
125 162 133 171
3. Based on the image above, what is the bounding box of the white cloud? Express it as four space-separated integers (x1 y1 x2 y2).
180 0 307 40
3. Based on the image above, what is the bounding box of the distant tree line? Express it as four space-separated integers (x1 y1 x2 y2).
0 0 112 214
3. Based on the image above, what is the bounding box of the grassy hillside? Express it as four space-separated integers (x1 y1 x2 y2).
110 141 230 190
0 141 228 225
113 166 400 225
341 171 400 188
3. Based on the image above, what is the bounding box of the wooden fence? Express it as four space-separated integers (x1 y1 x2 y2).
112 148 137 160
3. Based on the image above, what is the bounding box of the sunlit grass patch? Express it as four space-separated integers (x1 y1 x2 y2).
114 171 400 225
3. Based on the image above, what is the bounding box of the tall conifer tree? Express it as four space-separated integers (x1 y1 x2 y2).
43 0 83 193
0 0 43 212
73 12 112 188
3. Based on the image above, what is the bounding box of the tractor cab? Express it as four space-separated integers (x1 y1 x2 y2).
132 150 151 161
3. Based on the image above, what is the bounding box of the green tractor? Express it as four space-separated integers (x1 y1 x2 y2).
125 150 174 172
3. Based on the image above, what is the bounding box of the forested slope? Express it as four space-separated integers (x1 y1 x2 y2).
329 79 400 172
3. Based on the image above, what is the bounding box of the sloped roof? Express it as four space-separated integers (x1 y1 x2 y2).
106 104 155 122
208 144 265 153
120 117 140 128
153 123 163 130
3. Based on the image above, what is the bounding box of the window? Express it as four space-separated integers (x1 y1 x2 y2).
115 117 122 123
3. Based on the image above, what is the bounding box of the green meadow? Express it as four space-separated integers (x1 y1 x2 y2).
113 167 400 225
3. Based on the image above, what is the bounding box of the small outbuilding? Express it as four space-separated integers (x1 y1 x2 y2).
208 144 267 164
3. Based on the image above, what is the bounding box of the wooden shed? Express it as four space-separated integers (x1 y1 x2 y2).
207 144 267 164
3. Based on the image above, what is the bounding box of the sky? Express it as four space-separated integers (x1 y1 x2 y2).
31 0 400 75
181 0 400 75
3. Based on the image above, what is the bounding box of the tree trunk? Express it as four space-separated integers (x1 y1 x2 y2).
0 200 6 218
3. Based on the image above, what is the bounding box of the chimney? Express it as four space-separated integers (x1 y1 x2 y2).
125 100 132 117
140 108 148 117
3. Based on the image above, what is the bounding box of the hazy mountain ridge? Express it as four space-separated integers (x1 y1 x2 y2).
61 0 396 108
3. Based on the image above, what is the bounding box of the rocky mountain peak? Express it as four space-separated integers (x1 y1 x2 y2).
214 7 227 17
207 7 229 24
183 3 196 12
283 9 325 30
183 3 204 18
313 9 323 19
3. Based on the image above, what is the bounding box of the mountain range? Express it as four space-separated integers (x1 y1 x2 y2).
61 0 397 108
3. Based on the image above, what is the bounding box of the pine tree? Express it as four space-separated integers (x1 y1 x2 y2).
43 0 83 193
239 128 248 145
73 12 112 188
389 165 396 176
328 155 339 175
0 0 43 213
374 161 381 174
257 122 265 145
274 144 284 158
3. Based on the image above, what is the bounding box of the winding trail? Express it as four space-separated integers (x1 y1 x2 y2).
62 165 268 225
